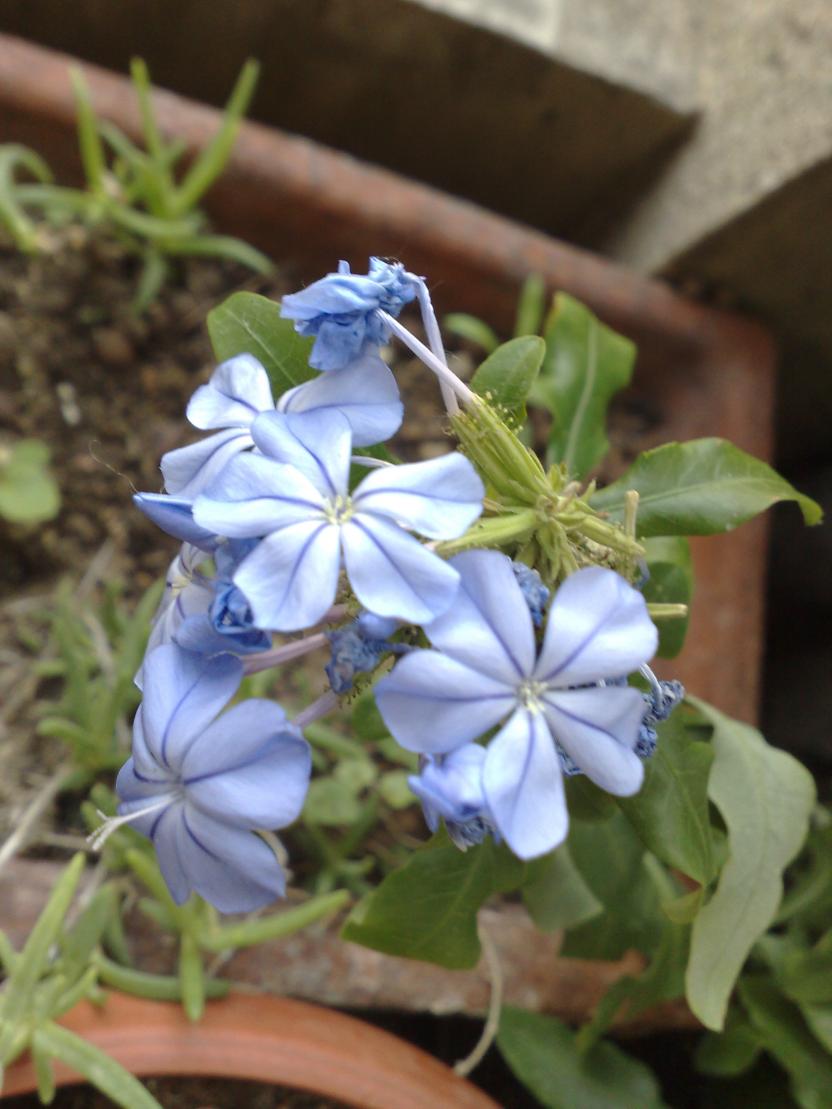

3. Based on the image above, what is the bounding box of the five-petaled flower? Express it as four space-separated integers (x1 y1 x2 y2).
192 408 484 632
375 550 658 859
115 644 311 912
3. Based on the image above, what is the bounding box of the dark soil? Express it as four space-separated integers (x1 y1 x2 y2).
3 1077 346 1108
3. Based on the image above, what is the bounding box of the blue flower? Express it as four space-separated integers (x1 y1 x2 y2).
277 353 403 446
192 409 484 631
161 354 275 500
115 645 311 912
280 258 417 371
408 745 498 850
324 612 404 694
375 551 658 859
133 493 220 552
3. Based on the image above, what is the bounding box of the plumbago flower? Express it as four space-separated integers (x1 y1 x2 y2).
110 644 311 912
375 549 658 859
409 744 498 851
280 257 417 371
161 351 403 499
192 408 484 631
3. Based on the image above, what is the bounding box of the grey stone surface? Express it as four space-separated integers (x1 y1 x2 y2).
0 0 695 242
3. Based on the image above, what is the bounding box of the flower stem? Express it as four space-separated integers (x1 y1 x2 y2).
294 689 339 728
243 632 329 675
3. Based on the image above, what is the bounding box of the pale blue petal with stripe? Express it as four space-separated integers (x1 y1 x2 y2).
182 700 310 829
542 685 645 795
278 354 403 447
353 452 484 538
341 512 460 624
425 550 535 684
139 645 243 771
193 454 324 538
374 649 514 753
233 519 341 631
251 409 352 497
161 428 253 499
482 707 568 859
187 354 274 430
133 493 219 551
533 566 657 687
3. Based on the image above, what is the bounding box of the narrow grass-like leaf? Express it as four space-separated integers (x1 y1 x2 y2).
34 1021 162 1109
202 890 349 952
443 313 499 354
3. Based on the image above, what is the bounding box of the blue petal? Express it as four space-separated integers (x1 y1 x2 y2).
280 272 384 320
187 354 273 430
353 452 484 539
409 744 488 824
278 355 403 447
425 550 535 685
374 650 514 753
251 410 352 497
193 454 324 538
542 686 645 796
115 758 174 832
534 567 658 687
133 493 219 551
233 520 341 631
182 701 311 829
482 708 568 859
161 428 253 499
341 513 460 624
140 645 243 772
155 805 285 911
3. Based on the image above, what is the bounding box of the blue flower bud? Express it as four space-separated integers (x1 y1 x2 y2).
325 620 392 694
511 561 550 627
408 746 498 852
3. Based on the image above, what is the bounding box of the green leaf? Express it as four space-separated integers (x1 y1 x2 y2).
535 293 635 478
591 438 822 536
739 976 832 1108
616 711 715 886
695 1019 764 1077
642 537 692 658
470 336 545 426
0 439 60 524
522 844 603 932
378 769 415 809
561 814 661 959
497 1007 667 1109
33 1021 162 1109
178 931 204 1022
202 890 349 952
442 312 499 355
513 274 546 338
779 949 832 1004
801 1003 832 1052
305 777 362 826
685 699 815 1030
207 291 316 396
342 833 535 968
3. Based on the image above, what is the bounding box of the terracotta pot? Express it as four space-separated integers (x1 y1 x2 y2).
0 32 776 724
0 991 498 1108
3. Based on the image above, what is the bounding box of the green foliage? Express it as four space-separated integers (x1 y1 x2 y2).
0 438 60 525
591 438 822 535
0 855 162 1108
641 536 692 658
521 844 602 933
342 831 547 968
616 709 715 886
497 1007 667 1109
685 698 815 1031
35 578 162 785
207 291 316 395
0 59 271 310
533 292 635 478
470 335 545 426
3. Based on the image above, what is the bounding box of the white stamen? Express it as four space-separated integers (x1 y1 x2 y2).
87 796 174 852
378 311 475 406
639 663 664 703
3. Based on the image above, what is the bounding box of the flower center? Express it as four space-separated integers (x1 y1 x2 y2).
324 494 354 526
517 679 547 713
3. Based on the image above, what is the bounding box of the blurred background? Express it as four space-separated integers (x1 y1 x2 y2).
1 0 829 766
